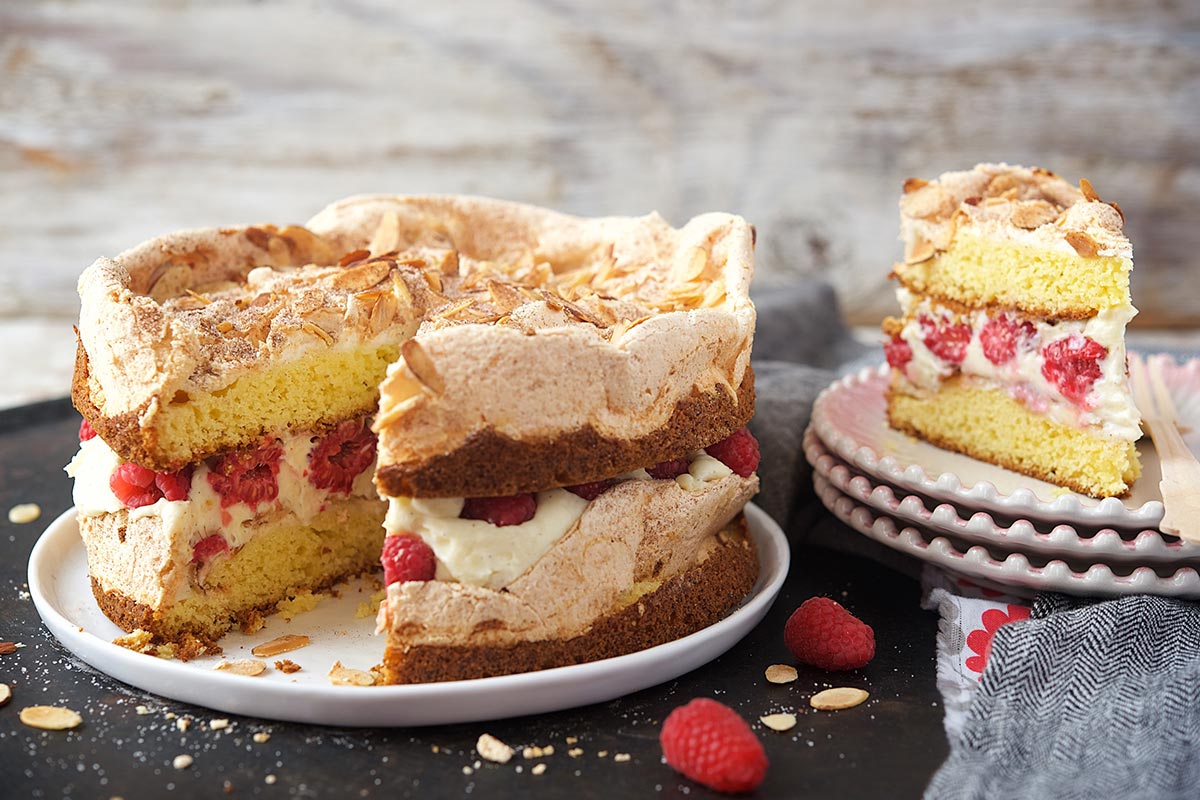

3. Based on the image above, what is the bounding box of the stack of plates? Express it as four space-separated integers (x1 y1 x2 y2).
805 358 1200 598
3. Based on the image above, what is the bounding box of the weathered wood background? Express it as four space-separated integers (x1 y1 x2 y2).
2 1 1198 407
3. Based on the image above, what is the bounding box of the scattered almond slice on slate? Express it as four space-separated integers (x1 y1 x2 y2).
760 713 798 732
764 664 798 684
20 705 83 730
810 687 869 711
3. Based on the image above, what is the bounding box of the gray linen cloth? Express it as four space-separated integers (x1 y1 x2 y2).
752 281 1200 800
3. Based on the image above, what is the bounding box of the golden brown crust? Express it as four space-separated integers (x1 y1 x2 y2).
381 515 758 683
375 367 755 497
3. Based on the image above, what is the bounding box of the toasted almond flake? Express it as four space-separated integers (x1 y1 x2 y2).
0 683 10 707
1080 177 1101 202
810 687 869 711
172 754 194 770
401 339 445 395
368 211 401 255
214 659 267 677
904 238 935 264
760 713 798 732
19 705 82 730
476 733 514 763
1065 231 1100 258
184 289 212 305
301 321 335 346
339 248 371 267
765 664 798 684
531 763 547 776
8 504 40 524
253 732 271 743
1010 201 1059 230
328 661 375 687
252 634 310 658
209 718 230 730
902 177 929 194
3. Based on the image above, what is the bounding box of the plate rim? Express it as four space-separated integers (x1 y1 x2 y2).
28 503 789 727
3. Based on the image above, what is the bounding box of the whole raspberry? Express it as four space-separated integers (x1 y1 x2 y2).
980 315 1036 366
191 533 229 565
207 441 283 510
884 336 913 370
1041 334 1107 404
705 427 760 477
784 597 875 671
460 493 538 526
79 419 98 441
647 458 690 480
155 466 194 502
566 480 613 501
307 419 377 494
659 698 768 794
919 314 972 364
110 463 163 509
381 533 437 585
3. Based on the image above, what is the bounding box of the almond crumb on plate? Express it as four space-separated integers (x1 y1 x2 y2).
7 503 40 524
476 733 515 763
20 705 83 730
328 661 375 686
760 712 798 732
764 664 798 684
252 634 310 657
810 687 869 711
214 659 267 677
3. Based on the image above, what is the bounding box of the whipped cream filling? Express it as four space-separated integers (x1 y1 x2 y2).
384 450 738 590
65 430 379 557
892 288 1140 440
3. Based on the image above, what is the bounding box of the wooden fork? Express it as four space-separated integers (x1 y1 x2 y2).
1130 353 1200 543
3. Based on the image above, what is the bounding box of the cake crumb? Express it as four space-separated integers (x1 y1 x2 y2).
462 766 474 776
135 705 152 716
328 661 375 686
172 754 194 770
177 718 192 732
265 774 277 785
239 612 266 635
531 763 547 776
209 718 230 731
277 590 322 620
565 736 578 745
253 732 271 743
567 747 583 758
523 744 553 759
274 659 302 674
355 590 387 619
8 503 41 524
477 733 515 764
597 751 608 758
112 629 155 654
614 753 632 763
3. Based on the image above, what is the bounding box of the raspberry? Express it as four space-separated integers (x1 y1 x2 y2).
191 533 229 565
919 314 972 364
155 466 194 502
980 315 1036 366
307 419 377 494
784 597 875 671
460 493 537 526
705 427 760 478
646 458 690 480
381 533 437 585
659 698 768 794
1041 334 1107 404
109 463 163 509
206 441 283 510
565 480 613 501
884 336 913 370
79 419 97 441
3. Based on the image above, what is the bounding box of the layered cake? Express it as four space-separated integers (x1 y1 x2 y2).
882 164 1141 498
69 196 761 678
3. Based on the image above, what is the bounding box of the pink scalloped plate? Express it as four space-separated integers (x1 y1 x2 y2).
810 356 1200 530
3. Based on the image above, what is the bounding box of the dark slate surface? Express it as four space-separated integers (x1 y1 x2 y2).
0 401 948 799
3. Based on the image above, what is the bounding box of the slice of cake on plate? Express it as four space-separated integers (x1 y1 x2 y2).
67 196 762 675
882 163 1141 498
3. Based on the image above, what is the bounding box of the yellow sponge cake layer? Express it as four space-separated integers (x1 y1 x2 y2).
896 233 1130 319
887 378 1140 498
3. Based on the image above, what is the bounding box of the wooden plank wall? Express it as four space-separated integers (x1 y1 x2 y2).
1 1 1197 404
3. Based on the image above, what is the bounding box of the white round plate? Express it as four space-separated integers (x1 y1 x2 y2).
813 473 1200 599
29 504 788 727
811 356 1200 529
804 427 1200 565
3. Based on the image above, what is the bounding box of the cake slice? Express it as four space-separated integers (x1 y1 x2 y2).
882 164 1141 498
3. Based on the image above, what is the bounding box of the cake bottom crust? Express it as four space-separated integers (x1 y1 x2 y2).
381 513 758 684
887 377 1141 498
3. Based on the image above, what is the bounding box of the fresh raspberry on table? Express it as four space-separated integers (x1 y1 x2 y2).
381 533 437 585
705 427 760 477
884 336 913 370
206 441 283 510
191 533 229 565
980 315 1036 366
307 418 377 494
565 480 613 501
659 698 768 794
646 458 690 480
460 493 538 526
109 463 164 509
919 314 972 364
1041 334 1107 404
784 596 875 671
79 419 98 441
155 466 194 502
